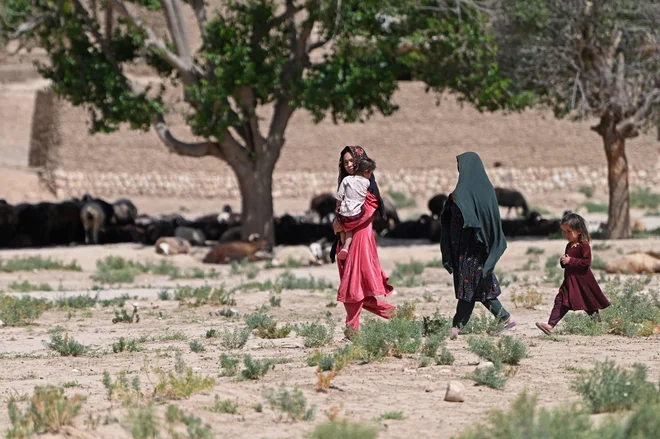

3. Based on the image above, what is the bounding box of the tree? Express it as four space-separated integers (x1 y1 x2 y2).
492 0 660 239
1 0 530 243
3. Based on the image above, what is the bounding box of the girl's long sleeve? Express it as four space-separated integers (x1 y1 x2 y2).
567 244 592 268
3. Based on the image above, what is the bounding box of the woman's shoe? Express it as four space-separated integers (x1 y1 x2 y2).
450 327 459 339
337 248 349 260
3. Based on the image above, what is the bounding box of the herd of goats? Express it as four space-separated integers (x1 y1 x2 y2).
0 188 561 264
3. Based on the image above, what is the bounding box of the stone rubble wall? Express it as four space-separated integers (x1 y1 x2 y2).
52 165 660 201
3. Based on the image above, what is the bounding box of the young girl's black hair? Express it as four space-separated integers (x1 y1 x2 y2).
561 211 591 243
356 157 376 174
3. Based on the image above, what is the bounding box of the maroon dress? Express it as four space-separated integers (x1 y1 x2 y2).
558 242 610 311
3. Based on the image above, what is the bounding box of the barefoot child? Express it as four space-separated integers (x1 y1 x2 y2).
536 212 611 335
335 157 377 260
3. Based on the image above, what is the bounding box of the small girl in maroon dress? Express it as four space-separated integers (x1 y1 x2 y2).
536 212 611 335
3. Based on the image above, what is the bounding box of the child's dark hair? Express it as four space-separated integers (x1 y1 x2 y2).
561 211 591 243
356 157 376 174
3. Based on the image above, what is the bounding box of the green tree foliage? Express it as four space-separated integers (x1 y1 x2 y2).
1 0 530 241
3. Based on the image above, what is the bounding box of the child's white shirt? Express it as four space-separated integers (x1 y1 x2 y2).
336 175 370 217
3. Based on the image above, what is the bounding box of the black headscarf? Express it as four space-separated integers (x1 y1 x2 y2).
330 145 385 262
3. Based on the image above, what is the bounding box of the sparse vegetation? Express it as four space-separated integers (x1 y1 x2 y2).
0 256 82 272
0 294 51 326
582 201 608 213
219 327 251 350
459 313 506 335
511 287 543 309
209 395 239 414
310 419 379 439
174 285 236 307
351 312 422 362
543 253 564 287
6 385 84 438
526 246 545 255
630 187 660 209
240 355 276 381
467 335 528 366
296 320 335 348
377 411 405 420
591 255 607 270
112 305 140 324
93 256 219 284
571 360 660 413
390 259 426 287
578 186 594 198
189 340 205 353
45 334 87 356
112 337 145 353
9 280 53 292
469 364 508 389
263 386 315 422
254 321 292 339
152 353 216 400
388 190 416 208
219 354 240 377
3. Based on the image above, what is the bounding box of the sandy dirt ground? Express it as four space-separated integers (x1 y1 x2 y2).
1 194 660 438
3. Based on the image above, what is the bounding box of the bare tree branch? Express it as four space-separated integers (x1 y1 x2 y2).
152 114 225 158
111 0 202 85
105 5 113 39
307 0 342 54
187 0 207 38
617 87 660 138
269 99 294 139
236 85 264 152
6 14 45 40
269 0 304 29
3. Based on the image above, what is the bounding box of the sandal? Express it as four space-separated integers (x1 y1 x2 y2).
450 327 459 338
535 322 554 336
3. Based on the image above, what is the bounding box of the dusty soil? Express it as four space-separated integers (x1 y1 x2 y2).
1 190 659 438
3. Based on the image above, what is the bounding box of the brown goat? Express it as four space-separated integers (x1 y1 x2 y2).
203 235 273 264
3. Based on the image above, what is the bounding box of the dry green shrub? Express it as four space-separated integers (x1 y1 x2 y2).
219 354 240 377
0 294 51 326
6 385 84 438
45 334 87 356
466 335 528 366
296 319 335 348
173 285 236 307
112 337 145 353
152 353 216 400
254 321 292 339
309 419 378 439
263 386 315 422
352 313 422 362
469 365 508 389
219 326 251 349
571 360 660 413
209 395 239 414
240 355 275 381
511 286 543 309
455 390 660 439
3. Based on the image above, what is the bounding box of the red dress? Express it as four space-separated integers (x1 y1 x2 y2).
558 242 611 311
337 192 394 303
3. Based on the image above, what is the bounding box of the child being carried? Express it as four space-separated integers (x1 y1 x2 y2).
335 157 377 261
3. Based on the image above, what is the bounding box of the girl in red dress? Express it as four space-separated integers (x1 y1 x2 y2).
332 146 396 341
536 212 611 335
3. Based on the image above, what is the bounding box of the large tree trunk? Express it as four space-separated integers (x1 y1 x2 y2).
232 134 283 245
601 134 631 239
236 166 275 244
